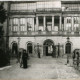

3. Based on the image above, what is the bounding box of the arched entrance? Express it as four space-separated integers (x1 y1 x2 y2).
12 42 18 57
65 42 71 54
43 39 54 56
27 43 32 54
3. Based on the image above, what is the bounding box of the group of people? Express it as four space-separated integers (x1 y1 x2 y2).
73 49 80 69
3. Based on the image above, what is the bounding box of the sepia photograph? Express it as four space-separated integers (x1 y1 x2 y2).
0 0 80 79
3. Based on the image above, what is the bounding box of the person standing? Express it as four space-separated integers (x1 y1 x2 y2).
22 49 28 68
37 43 40 58
76 52 79 69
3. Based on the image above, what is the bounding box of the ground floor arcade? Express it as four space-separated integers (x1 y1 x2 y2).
9 36 80 57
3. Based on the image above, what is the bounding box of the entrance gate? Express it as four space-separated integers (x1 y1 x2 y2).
43 39 55 56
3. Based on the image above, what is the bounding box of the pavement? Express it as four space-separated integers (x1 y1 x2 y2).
0 56 80 79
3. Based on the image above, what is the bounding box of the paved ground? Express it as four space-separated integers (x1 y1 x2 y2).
0 56 80 79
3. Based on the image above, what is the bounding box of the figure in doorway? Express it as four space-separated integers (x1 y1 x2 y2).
37 43 41 58
65 43 71 65
57 43 60 58
52 44 56 57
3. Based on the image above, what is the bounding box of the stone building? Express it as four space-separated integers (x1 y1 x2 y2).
5 0 80 57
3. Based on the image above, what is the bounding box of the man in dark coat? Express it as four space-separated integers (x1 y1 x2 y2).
22 49 28 68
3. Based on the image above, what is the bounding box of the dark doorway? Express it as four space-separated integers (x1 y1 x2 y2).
12 42 18 57
65 42 71 54
27 43 32 54
43 39 54 56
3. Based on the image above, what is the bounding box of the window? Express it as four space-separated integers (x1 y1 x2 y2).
11 3 28 10
54 16 59 31
66 17 72 31
9 18 12 31
67 18 71 23
74 17 79 31
74 17 78 24
27 18 33 31
38 16 44 31
12 18 19 32
27 3 36 10
20 18 26 31
39 16 43 26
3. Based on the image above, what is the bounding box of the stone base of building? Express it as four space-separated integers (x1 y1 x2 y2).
9 36 80 58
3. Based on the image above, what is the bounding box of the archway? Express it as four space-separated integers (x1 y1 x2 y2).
43 39 54 56
12 42 18 57
27 43 32 54
65 42 71 54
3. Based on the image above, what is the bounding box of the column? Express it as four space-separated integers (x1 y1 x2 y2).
25 18 27 32
71 16 74 31
12 18 14 32
18 18 20 34
64 17 66 31
59 16 62 31
36 16 39 31
10 18 12 32
52 16 54 31
44 16 46 31
32 17 34 31
79 17 80 31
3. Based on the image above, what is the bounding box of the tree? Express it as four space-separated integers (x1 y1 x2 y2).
0 2 8 67
0 2 7 24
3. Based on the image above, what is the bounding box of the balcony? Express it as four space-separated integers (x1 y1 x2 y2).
9 30 80 37
36 8 61 13
62 7 80 14
10 10 36 15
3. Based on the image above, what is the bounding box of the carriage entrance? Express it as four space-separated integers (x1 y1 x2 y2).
43 39 54 56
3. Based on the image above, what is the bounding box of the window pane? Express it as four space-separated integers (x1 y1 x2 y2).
66 17 71 31
74 17 79 31
20 18 26 31
12 18 19 31
27 18 33 31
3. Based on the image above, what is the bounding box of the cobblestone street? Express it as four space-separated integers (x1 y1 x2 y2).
0 56 80 79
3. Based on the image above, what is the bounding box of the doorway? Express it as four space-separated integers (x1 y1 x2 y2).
12 42 18 57
27 43 32 54
65 42 71 54
43 39 54 56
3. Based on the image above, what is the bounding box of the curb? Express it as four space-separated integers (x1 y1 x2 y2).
0 66 12 71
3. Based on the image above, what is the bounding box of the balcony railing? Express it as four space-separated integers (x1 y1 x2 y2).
10 8 62 13
62 7 80 12
36 8 61 12
9 30 80 36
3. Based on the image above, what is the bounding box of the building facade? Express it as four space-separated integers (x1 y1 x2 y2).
7 0 80 57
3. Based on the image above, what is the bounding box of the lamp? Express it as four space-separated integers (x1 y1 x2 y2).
67 36 70 42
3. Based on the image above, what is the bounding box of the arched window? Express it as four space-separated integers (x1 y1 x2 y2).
65 42 71 54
